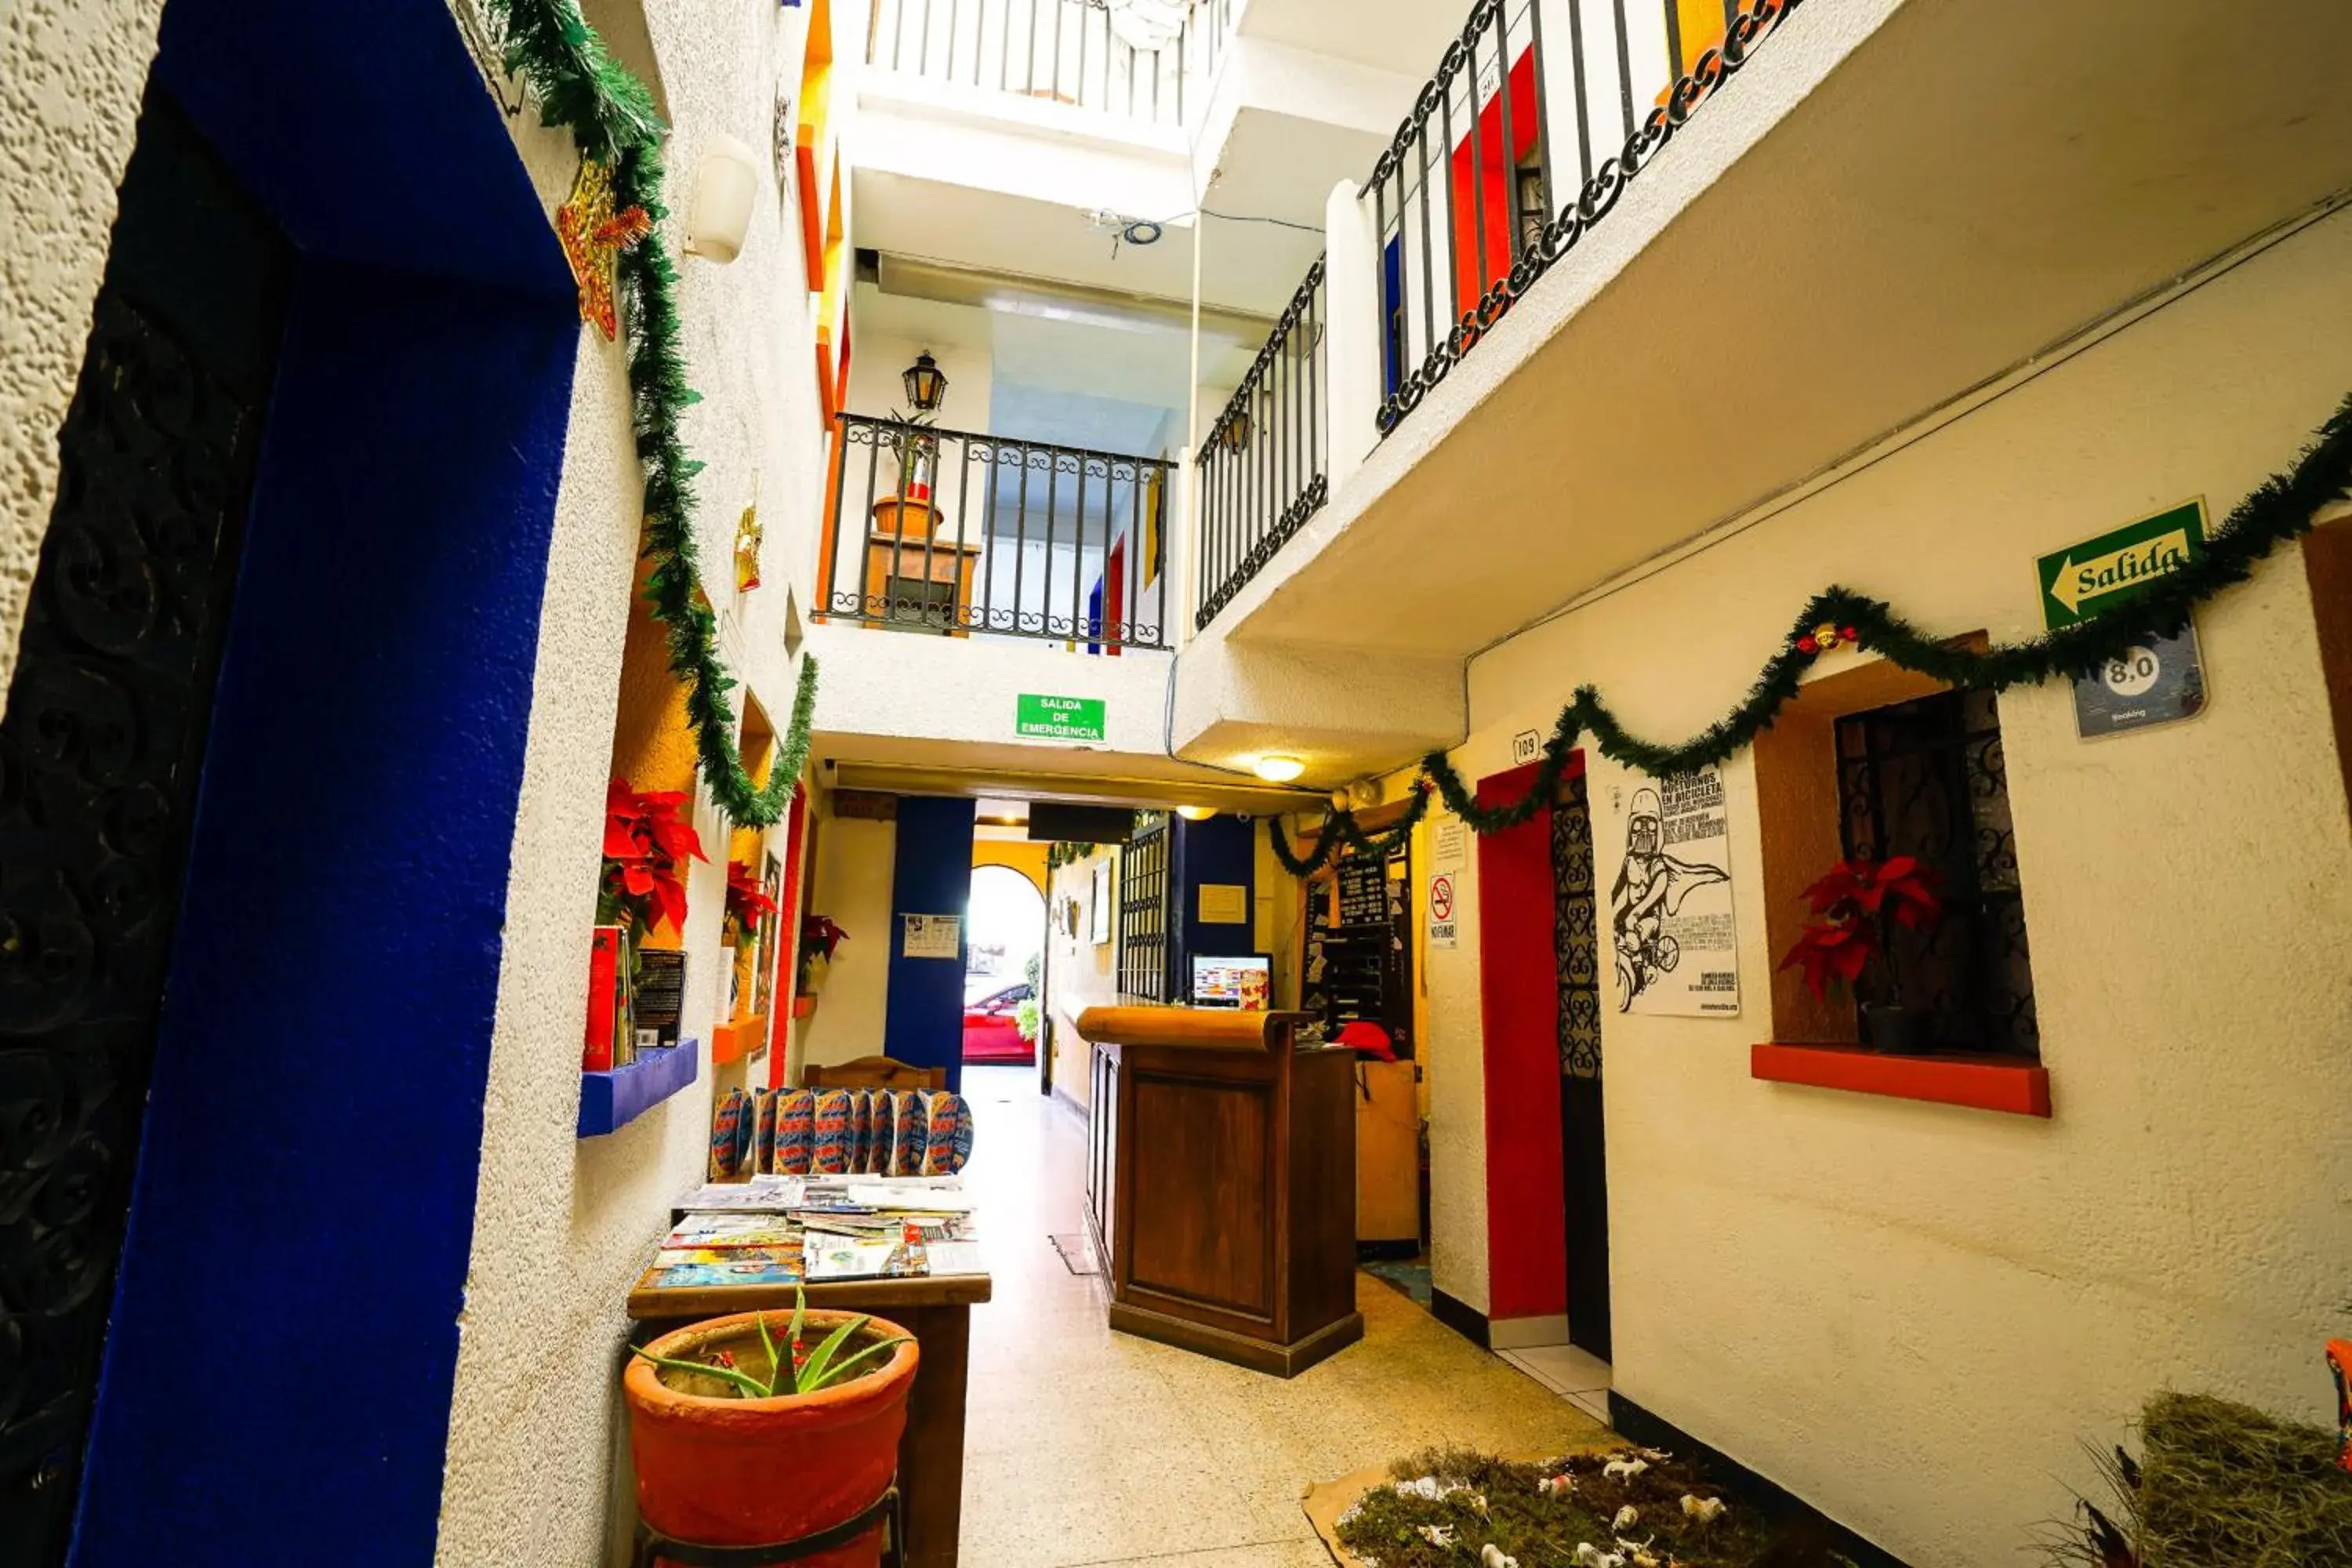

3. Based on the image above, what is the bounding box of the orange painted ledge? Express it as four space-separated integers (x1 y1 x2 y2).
711 1014 769 1067
1751 1042 2052 1117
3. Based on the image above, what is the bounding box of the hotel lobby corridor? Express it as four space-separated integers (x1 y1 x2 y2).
953 1066 1608 1567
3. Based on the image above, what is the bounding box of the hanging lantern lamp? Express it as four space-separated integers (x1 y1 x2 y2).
902 351 949 415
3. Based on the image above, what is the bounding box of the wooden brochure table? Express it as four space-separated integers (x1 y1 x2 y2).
1075 1003 1363 1376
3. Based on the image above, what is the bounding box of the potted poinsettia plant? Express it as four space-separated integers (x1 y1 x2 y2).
798 913 849 996
601 778 707 942
626 1288 918 1563
1777 855 1943 1054
722 859 779 949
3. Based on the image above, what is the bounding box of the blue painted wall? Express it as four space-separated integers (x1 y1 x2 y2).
73 0 575 1560
1177 816 1259 978
884 797 978 1093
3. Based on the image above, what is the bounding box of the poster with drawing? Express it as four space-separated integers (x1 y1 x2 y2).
1609 768 1740 1017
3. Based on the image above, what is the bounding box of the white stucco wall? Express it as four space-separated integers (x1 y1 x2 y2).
800 808 901 1069
1043 846 1123 1107
1421 201 2352 1566
844 329 995 430
0 0 167 702
437 2 826 1561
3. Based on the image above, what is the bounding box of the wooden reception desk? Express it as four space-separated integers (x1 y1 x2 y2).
1074 1004 1363 1376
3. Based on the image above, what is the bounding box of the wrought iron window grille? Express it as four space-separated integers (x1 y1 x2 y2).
1834 688 2040 1058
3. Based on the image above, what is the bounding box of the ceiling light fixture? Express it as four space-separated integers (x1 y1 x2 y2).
1250 754 1305 784
1175 805 1218 821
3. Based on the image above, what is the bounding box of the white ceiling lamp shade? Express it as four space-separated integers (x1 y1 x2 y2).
1175 804 1218 821
1250 754 1306 784
1105 0 1192 54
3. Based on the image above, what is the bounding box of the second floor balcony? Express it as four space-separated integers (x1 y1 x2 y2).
818 412 1177 652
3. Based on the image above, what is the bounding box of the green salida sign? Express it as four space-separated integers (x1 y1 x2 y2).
2036 499 2208 627
1017 693 1105 743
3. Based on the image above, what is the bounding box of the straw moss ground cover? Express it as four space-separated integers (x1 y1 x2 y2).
2045 1392 2352 1567
1334 1447 1860 1568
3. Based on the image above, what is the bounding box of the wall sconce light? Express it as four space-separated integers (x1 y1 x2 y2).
902 350 949 416
684 132 760 263
1218 408 1250 451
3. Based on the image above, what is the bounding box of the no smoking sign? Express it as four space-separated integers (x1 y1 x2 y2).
1427 873 1458 949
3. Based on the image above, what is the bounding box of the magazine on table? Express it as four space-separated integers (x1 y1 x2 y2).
802 1240 909 1282
648 1243 804 1289
675 1175 804 1212
664 1214 800 1250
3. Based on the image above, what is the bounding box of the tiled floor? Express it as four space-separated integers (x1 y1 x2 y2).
954 1066 1609 1568
1495 1344 1613 1425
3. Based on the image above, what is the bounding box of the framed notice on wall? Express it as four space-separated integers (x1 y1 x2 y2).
1089 861 1112 945
901 913 961 960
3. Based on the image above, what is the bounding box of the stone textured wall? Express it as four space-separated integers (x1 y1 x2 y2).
0 0 168 702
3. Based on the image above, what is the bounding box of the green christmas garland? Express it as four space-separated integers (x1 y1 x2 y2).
1044 841 1098 872
1272 392 2352 877
492 0 814 829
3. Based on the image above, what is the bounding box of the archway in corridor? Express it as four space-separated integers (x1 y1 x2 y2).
963 862 1046 1065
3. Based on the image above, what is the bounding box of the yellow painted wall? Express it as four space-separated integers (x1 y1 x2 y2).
1420 203 2352 1566
971 837 1049 893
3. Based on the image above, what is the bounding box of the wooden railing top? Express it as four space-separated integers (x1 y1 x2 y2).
1073 1003 1310 1053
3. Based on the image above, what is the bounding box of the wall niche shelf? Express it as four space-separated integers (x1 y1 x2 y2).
1751 1041 2051 1117
579 1039 700 1138
712 1014 768 1066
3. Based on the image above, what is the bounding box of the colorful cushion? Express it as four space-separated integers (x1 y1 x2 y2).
709 1087 750 1180
753 1088 779 1176
921 1091 971 1177
852 1090 880 1174
890 1090 930 1177
774 1087 815 1176
811 1088 852 1174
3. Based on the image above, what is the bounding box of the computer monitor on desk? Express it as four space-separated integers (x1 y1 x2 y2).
1189 954 1270 1011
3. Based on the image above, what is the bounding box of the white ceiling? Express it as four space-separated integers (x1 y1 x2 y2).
853 168 1325 317
1234 0 1473 80
1233 0 2352 655
1201 111 1390 230
855 279 1265 409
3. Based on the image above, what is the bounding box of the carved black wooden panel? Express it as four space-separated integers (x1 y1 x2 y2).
0 90 290 1561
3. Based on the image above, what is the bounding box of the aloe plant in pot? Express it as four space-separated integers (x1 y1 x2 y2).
626 1289 919 1567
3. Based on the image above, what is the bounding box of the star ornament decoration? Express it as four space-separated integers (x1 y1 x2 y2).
557 156 655 341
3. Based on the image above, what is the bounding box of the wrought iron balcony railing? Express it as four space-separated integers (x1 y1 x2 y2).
1368 0 1801 437
821 413 1174 651
1195 256 1327 631
866 0 1236 127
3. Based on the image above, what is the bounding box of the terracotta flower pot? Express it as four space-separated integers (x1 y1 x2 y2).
626 1310 920 1568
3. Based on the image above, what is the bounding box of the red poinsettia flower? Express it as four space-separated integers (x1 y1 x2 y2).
1777 857 1944 1002
801 914 850 960
602 778 707 938
726 860 779 936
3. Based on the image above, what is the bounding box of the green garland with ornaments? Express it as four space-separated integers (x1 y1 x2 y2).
1271 392 2352 878
488 0 815 829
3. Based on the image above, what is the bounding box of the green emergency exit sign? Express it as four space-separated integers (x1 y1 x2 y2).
1017 694 1105 742
2035 499 2208 629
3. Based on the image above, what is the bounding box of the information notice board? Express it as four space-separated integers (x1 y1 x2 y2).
1304 837 1414 1058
